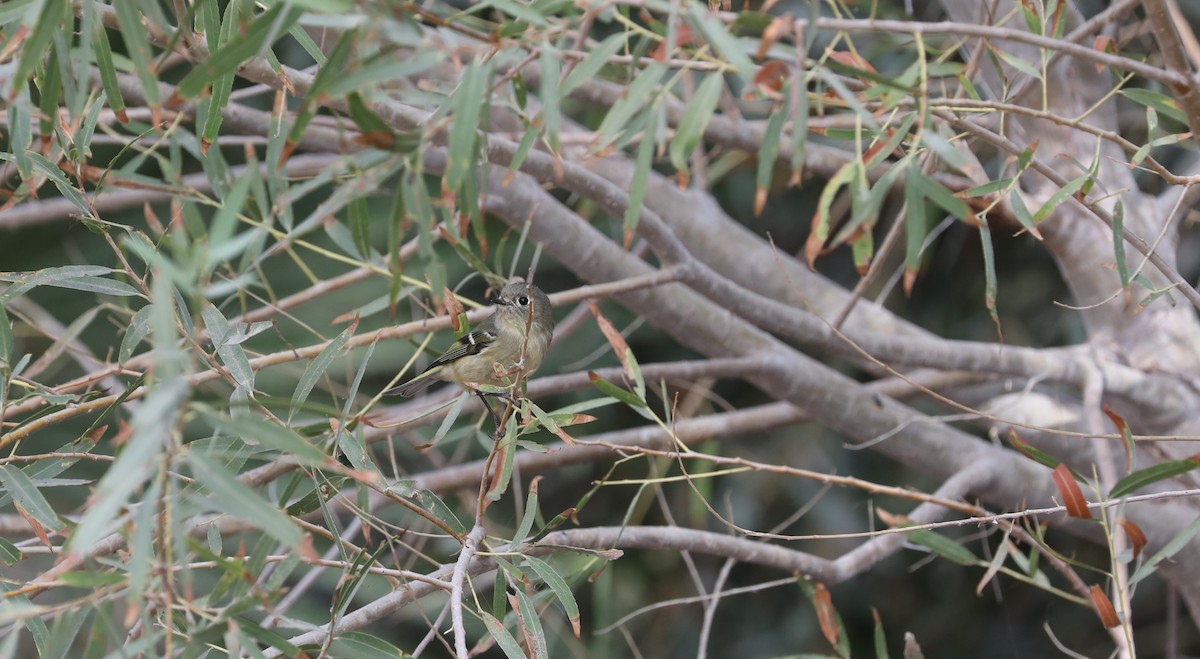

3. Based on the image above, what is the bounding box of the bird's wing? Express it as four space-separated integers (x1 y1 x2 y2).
426 325 500 369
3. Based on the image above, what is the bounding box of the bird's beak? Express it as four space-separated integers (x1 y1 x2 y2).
489 293 508 306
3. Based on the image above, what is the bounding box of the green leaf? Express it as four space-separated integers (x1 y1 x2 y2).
910 170 973 222
0 304 12 364
872 608 889 659
213 413 328 466
623 111 656 249
444 60 487 194
177 4 302 99
595 63 665 151
509 481 540 548
326 631 408 659
561 32 626 96
523 555 581 635
481 610 527 659
0 537 22 566
1120 88 1186 125
511 587 549 659
756 93 790 209
14 152 93 218
118 305 155 363
12 0 66 102
112 0 160 108
0 465 64 533
90 22 126 121
1111 198 1130 288
68 377 186 554
962 178 1013 198
1033 174 1088 223
669 73 724 172
413 489 466 536
1109 458 1200 499
540 45 561 152
290 318 358 421
903 528 977 565
588 373 647 409
202 306 255 391
1009 189 1038 235
687 4 756 80
1131 516 1200 585
188 451 300 547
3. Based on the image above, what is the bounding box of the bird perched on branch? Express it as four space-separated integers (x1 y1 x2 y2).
385 281 554 432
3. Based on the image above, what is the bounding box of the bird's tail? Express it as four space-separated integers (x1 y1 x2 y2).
383 371 439 397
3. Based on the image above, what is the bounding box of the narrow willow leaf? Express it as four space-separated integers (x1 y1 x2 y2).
978 221 999 325
427 390 469 447
1033 174 1088 222
669 72 724 172
481 611 526 659
0 537 21 566
118 305 154 363
125 475 161 612
524 555 582 638
623 112 656 249
21 152 93 217
595 63 665 151
199 0 240 151
69 377 187 555
540 46 560 151
289 318 358 421
112 0 160 108
1111 198 1130 288
1109 457 1200 499
413 489 466 536
189 451 300 546
1131 517 1200 585
910 170 973 221
325 631 406 659
0 266 116 301
1120 88 1186 125
561 32 625 96
177 4 302 99
0 304 11 364
509 480 540 548
36 43 63 140
756 94 790 216
962 178 1013 198
804 161 858 268
444 61 487 194
90 18 126 122
348 198 371 260
687 4 756 80
7 105 33 181
0 465 64 533
903 528 977 565
214 413 328 466
202 306 255 391
510 589 549 659
12 0 65 101
1008 189 1039 236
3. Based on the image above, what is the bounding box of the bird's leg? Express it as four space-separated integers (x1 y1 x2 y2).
477 391 506 438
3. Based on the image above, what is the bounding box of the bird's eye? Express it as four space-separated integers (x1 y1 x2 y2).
518 296 530 306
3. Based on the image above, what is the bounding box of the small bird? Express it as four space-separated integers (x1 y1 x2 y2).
385 282 554 426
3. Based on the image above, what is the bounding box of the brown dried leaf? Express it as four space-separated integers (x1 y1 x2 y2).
812 583 841 650
1052 464 1091 519
1089 585 1121 628
444 288 466 333
1117 518 1147 560
588 301 633 380
756 14 793 60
